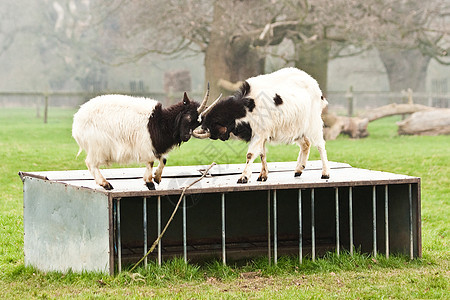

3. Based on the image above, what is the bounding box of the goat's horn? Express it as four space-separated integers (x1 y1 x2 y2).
192 128 210 139
198 93 222 121
197 82 210 113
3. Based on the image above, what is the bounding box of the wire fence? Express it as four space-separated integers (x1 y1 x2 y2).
0 91 203 123
0 90 449 122
327 90 450 116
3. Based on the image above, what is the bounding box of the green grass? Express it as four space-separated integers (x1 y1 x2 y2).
0 108 449 299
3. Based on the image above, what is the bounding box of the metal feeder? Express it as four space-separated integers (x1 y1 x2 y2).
19 161 421 275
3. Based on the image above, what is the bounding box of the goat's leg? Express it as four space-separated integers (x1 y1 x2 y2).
86 160 113 190
316 139 330 179
143 161 155 190
295 136 311 177
257 141 268 182
154 157 166 184
238 138 265 184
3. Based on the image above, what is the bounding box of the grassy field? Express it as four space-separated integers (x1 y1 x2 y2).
0 108 449 299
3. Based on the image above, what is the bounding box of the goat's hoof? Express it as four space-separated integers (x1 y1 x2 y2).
257 175 267 182
237 176 248 184
146 181 156 190
154 177 161 184
102 182 114 190
321 174 330 179
294 172 302 177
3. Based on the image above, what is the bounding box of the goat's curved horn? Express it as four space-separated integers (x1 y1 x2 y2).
198 93 222 122
197 82 210 113
192 128 210 139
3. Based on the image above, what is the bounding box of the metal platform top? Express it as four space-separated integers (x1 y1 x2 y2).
19 161 420 197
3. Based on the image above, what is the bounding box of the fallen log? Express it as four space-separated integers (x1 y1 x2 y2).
361 103 434 122
217 78 243 92
397 109 450 135
323 110 369 140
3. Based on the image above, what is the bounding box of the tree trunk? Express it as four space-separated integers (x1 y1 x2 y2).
397 109 450 135
322 108 369 140
204 1 264 102
294 41 330 94
379 49 431 92
227 35 265 84
204 2 229 101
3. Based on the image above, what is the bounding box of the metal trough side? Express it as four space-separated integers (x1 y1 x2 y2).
20 161 421 275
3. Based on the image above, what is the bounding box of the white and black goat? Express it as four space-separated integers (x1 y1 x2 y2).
194 67 330 183
72 89 212 190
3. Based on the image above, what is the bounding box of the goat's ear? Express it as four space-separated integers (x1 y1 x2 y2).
183 92 190 105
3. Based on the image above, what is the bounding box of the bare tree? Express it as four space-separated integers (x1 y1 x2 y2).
374 0 450 92
0 2 36 58
96 0 287 97
96 0 449 96
263 0 449 92
32 0 108 91
0 18 16 57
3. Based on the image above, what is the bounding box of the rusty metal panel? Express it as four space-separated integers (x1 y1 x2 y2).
23 177 110 273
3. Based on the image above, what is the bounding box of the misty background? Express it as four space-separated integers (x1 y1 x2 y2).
0 0 448 112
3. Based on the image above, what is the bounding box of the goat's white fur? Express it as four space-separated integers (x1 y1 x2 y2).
72 95 165 189
236 67 330 181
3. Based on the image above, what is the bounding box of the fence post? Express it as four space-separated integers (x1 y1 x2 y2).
346 86 354 117
36 98 41 118
43 93 49 124
408 88 413 104
400 89 413 120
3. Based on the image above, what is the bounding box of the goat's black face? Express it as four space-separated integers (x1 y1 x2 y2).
200 81 255 141
201 97 238 141
201 121 231 141
177 93 201 142
200 89 255 141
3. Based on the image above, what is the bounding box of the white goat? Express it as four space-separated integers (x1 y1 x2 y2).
194 67 330 183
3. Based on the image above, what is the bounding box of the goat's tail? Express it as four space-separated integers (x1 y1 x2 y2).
76 147 83 158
